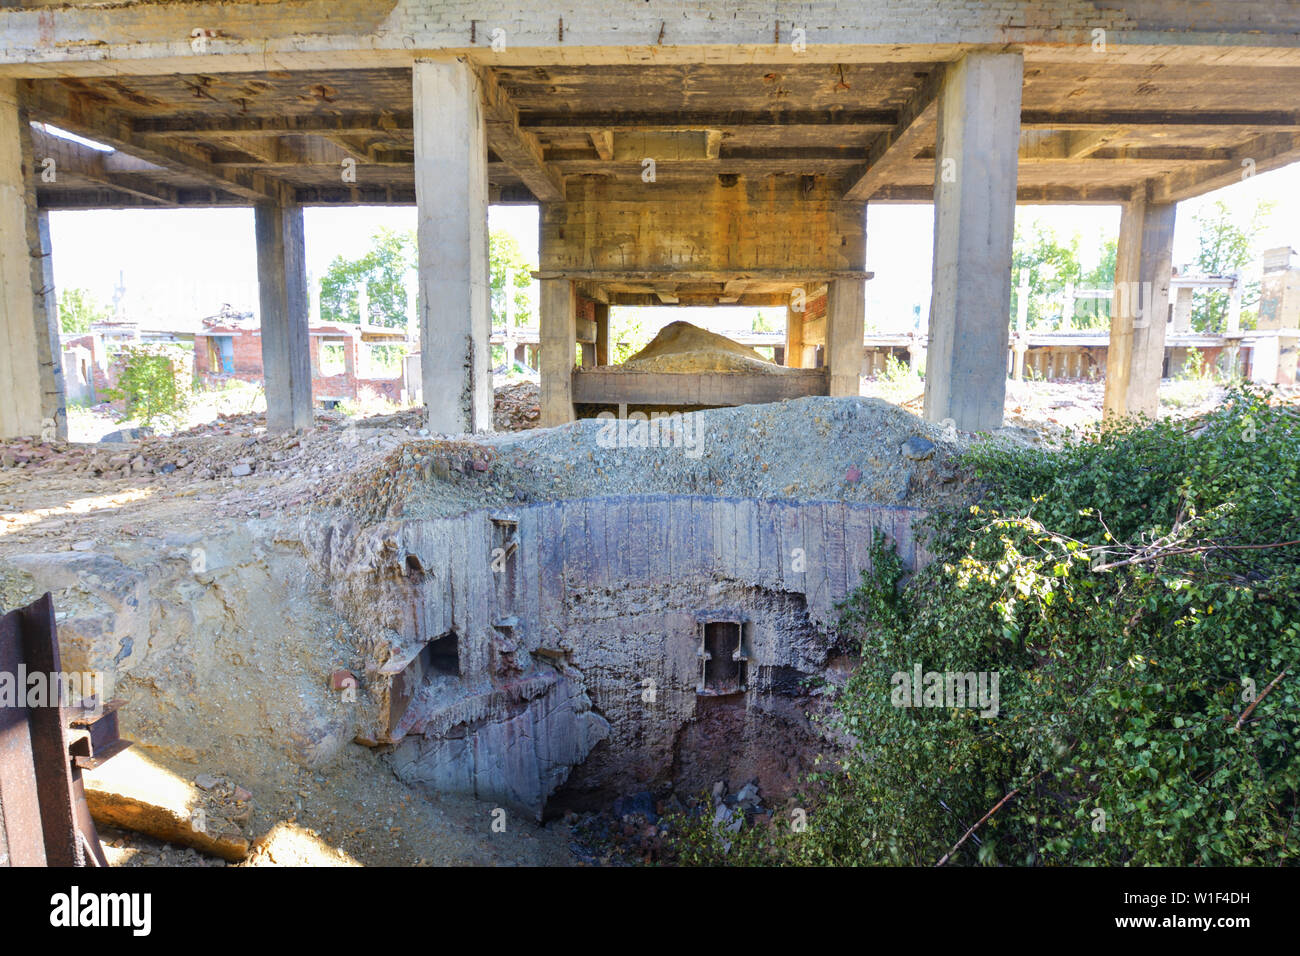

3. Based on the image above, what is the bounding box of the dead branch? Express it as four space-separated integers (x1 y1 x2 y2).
935 771 1044 867
1235 669 1289 731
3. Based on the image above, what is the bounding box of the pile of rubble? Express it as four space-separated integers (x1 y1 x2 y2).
492 381 541 431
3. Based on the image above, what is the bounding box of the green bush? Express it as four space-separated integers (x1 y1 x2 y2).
671 386 1299 865
106 344 192 428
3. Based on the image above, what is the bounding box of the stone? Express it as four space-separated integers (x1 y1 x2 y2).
194 773 219 791
901 436 937 461
612 791 657 822
231 463 252 477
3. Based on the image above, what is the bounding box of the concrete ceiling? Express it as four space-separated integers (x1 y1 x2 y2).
24 59 1300 210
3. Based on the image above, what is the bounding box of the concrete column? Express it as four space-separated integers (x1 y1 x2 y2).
414 58 491 434
827 278 866 396
908 337 926 376
1171 285 1194 334
1012 270 1029 381
923 52 1023 432
594 301 610 366
1103 197 1176 420
0 81 66 440
254 197 313 432
784 300 805 368
539 278 576 426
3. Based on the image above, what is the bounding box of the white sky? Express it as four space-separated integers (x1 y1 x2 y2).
47 162 1300 335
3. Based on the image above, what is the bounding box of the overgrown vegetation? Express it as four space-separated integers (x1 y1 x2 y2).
105 344 192 428
58 287 109 335
669 387 1299 865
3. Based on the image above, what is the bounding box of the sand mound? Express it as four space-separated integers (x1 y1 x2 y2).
618 321 787 375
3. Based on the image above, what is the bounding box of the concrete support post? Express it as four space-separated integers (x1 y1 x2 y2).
1012 270 1029 381
0 81 66 440
414 58 492 434
923 52 1023 432
594 301 610 366
827 278 866 397
784 300 805 369
908 337 926 376
539 278 576 426
1225 277 1243 379
254 197 313 433
1103 197 1176 421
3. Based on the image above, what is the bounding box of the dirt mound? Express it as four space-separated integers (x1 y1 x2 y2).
328 396 983 524
618 321 786 375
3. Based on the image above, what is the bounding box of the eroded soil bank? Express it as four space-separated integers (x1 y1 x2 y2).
0 397 983 865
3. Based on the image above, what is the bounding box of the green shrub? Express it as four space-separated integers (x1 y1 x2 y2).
672 386 1299 865
106 344 192 428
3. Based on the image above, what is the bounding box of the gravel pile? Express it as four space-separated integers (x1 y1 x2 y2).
333 396 987 522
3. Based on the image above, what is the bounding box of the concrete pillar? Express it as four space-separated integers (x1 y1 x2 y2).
827 278 866 396
539 278 576 426
784 299 805 368
1251 336 1280 385
1012 270 1029 381
0 81 66 440
1171 285 1194 334
414 58 492 434
254 197 313 432
594 301 610 366
923 52 1023 432
908 337 926 376
1103 197 1176 420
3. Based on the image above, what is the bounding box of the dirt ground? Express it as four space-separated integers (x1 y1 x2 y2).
0 374 1277 868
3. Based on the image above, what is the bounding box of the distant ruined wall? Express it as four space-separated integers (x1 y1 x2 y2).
312 494 933 817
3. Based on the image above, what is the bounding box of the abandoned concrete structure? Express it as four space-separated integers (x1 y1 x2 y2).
3 1 1300 840
4 1 1300 440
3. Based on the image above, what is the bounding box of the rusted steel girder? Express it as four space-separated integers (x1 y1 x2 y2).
0 593 130 866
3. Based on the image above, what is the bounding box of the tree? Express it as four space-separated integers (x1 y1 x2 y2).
1075 237 1117 330
1011 224 1084 328
319 227 415 327
58 287 108 335
490 230 534 328
1189 199 1276 332
319 227 536 329
105 343 191 427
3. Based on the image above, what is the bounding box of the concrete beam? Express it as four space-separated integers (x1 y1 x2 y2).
132 112 413 138
827 278 866 396
0 82 65 440
1149 131 1300 203
477 66 565 203
22 82 277 203
868 183 1133 204
923 51 1023 433
843 69 943 201
30 125 178 206
254 197 313 433
593 301 610 366
1103 196 1176 421
521 109 897 134
415 58 492 435
539 277 576 426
